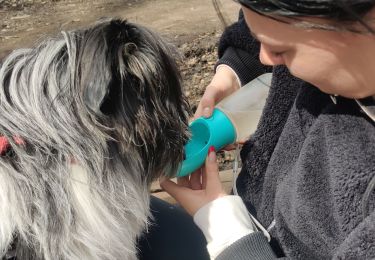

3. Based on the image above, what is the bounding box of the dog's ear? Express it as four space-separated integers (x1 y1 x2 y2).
76 21 115 114
83 76 111 114
83 76 110 114
80 19 144 115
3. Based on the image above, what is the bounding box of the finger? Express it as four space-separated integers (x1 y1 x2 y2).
237 139 247 145
223 143 243 151
202 165 207 189
177 176 190 188
160 179 190 202
223 144 237 151
190 169 202 190
204 146 222 190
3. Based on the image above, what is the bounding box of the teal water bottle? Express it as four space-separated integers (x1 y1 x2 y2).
176 73 272 177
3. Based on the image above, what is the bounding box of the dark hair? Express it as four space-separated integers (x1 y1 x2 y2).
238 0 375 32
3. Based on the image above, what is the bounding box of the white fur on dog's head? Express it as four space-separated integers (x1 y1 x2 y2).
0 19 189 260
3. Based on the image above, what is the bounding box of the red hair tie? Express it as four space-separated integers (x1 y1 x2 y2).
0 136 25 155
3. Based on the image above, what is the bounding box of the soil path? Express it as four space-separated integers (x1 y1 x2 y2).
1 0 239 58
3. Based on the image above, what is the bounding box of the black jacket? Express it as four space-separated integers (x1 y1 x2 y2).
217 14 375 260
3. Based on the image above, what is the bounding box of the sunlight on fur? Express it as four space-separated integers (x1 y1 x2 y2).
0 19 189 260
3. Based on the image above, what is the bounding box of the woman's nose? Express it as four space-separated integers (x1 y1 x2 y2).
259 43 285 66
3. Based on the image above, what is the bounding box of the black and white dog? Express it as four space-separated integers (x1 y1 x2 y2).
0 19 189 260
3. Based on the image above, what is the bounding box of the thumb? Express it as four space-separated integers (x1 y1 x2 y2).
194 92 216 119
201 97 215 118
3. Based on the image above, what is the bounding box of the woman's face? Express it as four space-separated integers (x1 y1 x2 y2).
242 7 375 99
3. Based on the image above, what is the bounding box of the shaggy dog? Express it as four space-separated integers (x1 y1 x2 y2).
0 19 189 260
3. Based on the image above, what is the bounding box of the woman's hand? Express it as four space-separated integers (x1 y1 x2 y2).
161 66 240 215
160 147 227 216
194 65 243 150
194 65 240 120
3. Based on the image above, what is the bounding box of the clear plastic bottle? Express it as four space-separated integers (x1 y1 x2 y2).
216 73 272 141
177 73 272 177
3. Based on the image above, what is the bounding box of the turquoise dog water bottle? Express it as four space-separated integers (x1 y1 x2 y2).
176 73 272 177
176 108 236 177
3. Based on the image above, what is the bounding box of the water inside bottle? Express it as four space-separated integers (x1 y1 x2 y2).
216 73 272 142
217 109 263 141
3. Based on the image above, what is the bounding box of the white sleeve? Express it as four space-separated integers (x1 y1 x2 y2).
216 64 242 88
193 195 257 259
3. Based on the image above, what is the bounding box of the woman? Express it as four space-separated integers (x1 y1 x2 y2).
161 1 375 259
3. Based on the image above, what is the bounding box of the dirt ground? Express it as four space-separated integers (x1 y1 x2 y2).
0 0 241 169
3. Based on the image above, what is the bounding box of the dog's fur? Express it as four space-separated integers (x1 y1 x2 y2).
0 19 189 260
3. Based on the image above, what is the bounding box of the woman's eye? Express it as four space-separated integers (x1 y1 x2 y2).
271 51 285 56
